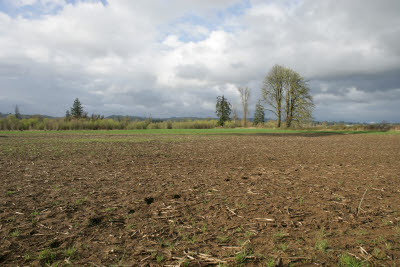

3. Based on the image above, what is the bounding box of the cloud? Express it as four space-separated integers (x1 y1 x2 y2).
0 0 399 122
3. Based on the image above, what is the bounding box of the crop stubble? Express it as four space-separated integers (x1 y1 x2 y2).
0 132 399 265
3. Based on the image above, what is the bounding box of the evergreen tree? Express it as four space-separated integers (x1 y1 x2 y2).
15 105 22 119
70 98 84 119
65 110 71 121
215 95 232 126
253 100 265 126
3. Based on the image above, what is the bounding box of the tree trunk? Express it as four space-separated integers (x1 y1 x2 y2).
277 102 281 127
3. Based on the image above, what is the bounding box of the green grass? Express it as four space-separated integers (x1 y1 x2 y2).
274 231 285 239
217 236 230 243
315 238 328 252
315 230 328 252
64 247 77 258
39 249 57 264
338 254 367 267
1 128 398 136
24 253 31 262
156 254 165 262
234 248 252 264
10 230 20 237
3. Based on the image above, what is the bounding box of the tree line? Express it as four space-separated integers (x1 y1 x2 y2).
215 64 314 127
8 65 397 131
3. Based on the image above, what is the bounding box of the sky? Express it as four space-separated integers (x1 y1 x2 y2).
0 0 399 122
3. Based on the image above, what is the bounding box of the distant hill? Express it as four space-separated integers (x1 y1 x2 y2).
106 115 218 122
0 112 55 119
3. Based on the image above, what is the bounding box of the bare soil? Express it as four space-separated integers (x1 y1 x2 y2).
1 132 399 266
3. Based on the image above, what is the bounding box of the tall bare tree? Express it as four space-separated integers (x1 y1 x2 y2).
237 87 250 127
231 104 239 124
261 65 285 127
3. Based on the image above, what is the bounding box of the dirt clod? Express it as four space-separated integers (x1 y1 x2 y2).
144 197 154 205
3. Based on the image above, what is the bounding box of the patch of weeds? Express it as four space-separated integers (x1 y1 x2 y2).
189 234 196 244
64 247 76 259
315 238 328 252
157 238 164 246
237 239 248 247
75 197 87 205
52 200 61 206
164 241 174 250
315 230 328 252
10 230 20 237
235 227 243 233
370 239 377 246
156 254 165 263
201 223 207 233
236 202 246 209
298 196 304 205
104 207 115 212
385 242 392 250
395 226 400 237
217 236 230 243
32 211 40 216
278 243 288 251
356 239 365 245
381 219 393 226
358 229 367 235
126 224 135 229
244 231 255 239
6 191 16 196
338 254 366 267
24 253 31 262
265 258 275 267
235 248 253 264
39 248 57 265
373 247 386 260
274 231 285 239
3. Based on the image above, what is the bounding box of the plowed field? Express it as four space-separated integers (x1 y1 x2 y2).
1 131 399 266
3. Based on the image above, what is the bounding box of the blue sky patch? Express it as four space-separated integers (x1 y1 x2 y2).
0 0 107 18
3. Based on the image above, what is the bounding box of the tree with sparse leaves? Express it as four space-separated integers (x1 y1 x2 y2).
253 100 265 126
261 65 285 127
70 98 84 119
283 68 314 127
262 65 313 127
215 95 232 126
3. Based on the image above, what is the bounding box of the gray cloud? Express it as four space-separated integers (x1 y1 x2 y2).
0 0 399 122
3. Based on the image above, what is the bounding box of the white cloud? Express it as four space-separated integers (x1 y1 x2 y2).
0 0 399 121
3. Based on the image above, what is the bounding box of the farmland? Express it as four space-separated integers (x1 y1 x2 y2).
1 129 399 266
